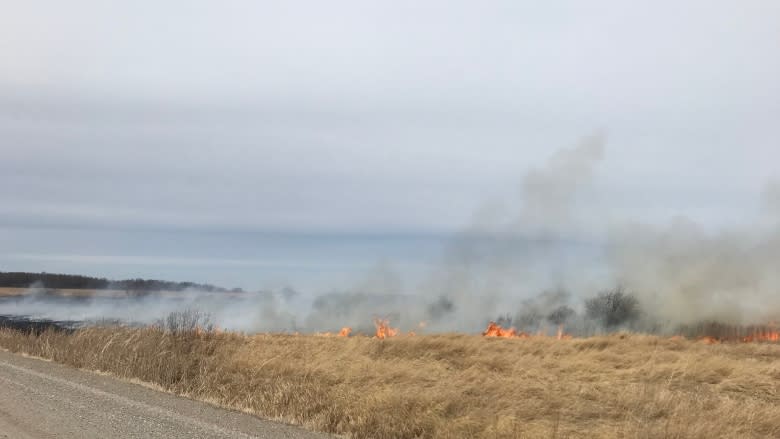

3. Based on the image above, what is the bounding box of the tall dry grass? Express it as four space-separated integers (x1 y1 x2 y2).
0 326 778 438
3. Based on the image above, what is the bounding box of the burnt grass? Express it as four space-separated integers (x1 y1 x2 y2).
0 315 78 335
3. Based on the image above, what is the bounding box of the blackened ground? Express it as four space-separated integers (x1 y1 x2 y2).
0 315 78 335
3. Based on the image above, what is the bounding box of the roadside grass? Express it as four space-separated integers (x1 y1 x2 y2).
0 326 778 438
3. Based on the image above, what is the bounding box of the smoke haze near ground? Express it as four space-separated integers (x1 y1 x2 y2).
2 136 779 334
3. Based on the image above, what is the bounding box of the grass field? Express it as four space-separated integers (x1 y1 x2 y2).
0 326 778 438
0 287 129 297
0 287 33 296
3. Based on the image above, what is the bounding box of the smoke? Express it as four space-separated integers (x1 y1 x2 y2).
2 134 779 334
418 133 779 333
583 287 640 329
514 288 572 332
0 287 298 332
764 180 780 219
419 134 607 332
607 216 780 326
518 133 605 233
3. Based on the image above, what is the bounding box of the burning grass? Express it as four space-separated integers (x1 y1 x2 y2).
0 327 778 438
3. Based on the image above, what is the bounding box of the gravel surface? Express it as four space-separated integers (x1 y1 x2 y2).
0 350 334 439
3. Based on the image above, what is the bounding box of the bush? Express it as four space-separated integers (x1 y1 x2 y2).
158 309 213 334
547 305 575 325
584 287 640 329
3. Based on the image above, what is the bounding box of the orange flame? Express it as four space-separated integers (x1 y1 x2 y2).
742 329 780 343
482 321 529 338
373 318 399 339
338 327 352 337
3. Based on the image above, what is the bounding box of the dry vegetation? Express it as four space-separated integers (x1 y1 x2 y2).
0 287 30 296
0 287 128 297
0 325 778 439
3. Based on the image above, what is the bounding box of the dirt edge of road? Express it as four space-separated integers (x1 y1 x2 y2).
0 348 336 439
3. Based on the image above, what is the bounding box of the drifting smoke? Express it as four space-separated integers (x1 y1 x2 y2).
514 288 573 332
419 134 607 332
607 215 780 327
583 287 641 329
604 179 780 328
2 135 778 334
0 286 298 333
419 133 779 333
764 181 780 217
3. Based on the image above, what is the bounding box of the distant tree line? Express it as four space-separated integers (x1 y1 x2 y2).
0 271 228 293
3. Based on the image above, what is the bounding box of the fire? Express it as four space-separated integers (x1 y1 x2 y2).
314 327 352 337
310 319 779 342
481 322 574 339
482 321 528 338
683 322 780 344
742 329 780 343
373 318 399 339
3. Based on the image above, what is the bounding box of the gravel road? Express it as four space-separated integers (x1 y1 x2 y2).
0 350 333 438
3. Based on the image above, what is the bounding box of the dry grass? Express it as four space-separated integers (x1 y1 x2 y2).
0 327 778 439
0 287 29 296
0 287 127 297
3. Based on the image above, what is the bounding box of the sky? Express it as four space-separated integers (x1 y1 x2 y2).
1 1 779 291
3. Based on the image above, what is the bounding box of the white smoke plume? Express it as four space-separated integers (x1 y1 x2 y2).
419 134 607 332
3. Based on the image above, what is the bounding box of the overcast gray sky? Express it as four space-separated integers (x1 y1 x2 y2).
1 1 779 287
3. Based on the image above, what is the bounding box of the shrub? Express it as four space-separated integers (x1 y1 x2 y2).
584 287 640 328
158 309 213 334
547 305 575 325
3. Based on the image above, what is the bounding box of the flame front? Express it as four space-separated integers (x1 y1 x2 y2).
743 331 780 342
313 319 779 341
742 325 779 343
482 321 529 338
373 318 399 339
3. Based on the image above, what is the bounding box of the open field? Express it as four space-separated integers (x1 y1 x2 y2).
0 287 133 297
0 287 35 296
0 327 778 439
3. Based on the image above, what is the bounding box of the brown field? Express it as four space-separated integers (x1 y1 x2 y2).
0 327 778 439
0 287 127 297
0 287 32 296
